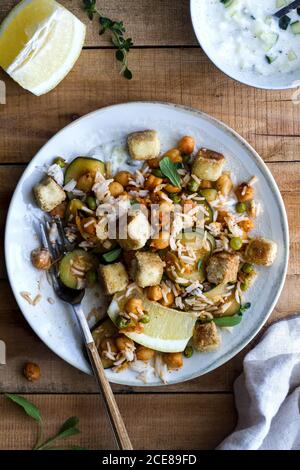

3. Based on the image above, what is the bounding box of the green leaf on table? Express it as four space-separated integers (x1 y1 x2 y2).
5 394 42 422
102 247 122 263
159 157 181 188
59 416 79 433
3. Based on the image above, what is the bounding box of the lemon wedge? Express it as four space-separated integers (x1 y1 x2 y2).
0 0 86 95
108 291 197 353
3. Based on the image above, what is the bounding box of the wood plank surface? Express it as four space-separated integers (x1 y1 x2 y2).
0 394 235 450
1 49 300 164
0 0 197 47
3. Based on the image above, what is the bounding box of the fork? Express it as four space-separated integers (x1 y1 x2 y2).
40 218 133 450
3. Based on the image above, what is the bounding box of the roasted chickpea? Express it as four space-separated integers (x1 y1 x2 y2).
109 181 124 197
146 285 163 301
216 172 233 197
125 298 144 315
77 172 94 192
199 179 213 189
160 291 174 307
115 335 134 352
235 183 254 202
217 210 229 223
23 362 41 382
145 174 163 190
82 217 97 235
150 231 170 250
136 345 155 362
50 201 67 218
238 219 255 232
114 171 131 187
31 248 52 270
162 352 183 370
178 136 195 155
148 158 161 169
165 184 181 194
164 148 182 163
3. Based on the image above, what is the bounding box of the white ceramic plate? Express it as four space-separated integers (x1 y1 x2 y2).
5 102 289 386
190 0 300 90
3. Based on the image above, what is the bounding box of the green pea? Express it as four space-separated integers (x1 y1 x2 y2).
140 313 150 324
86 270 97 287
236 202 247 213
152 169 163 178
200 188 218 202
170 194 181 203
53 157 66 168
242 263 253 274
184 345 193 358
116 316 129 329
230 237 243 251
187 180 199 193
86 196 97 211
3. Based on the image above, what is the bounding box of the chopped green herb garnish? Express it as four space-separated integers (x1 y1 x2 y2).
159 157 181 188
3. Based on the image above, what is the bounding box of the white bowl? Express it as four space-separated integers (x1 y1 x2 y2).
190 0 300 90
5 102 289 386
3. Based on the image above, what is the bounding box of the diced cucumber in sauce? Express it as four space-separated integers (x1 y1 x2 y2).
265 54 278 64
291 21 300 34
258 31 279 51
288 49 297 61
276 0 286 7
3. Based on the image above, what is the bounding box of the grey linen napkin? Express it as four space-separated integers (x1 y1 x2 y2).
218 315 300 450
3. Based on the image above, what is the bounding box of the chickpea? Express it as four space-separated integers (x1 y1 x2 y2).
50 201 67 218
164 148 182 163
216 172 233 197
235 183 254 202
178 136 195 155
125 298 144 315
23 362 41 382
162 352 183 370
109 181 124 197
100 338 118 355
199 179 213 189
145 174 163 190
114 171 131 187
82 217 97 235
146 285 163 301
160 291 174 307
136 345 155 362
238 219 254 233
165 184 181 194
115 335 134 352
77 172 94 192
150 231 170 250
217 210 229 223
31 248 51 270
148 158 161 169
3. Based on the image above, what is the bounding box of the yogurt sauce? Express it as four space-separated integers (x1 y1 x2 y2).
198 0 300 76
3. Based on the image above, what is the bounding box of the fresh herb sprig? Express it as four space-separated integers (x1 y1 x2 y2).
5 394 84 450
83 0 133 79
159 157 181 188
213 302 251 328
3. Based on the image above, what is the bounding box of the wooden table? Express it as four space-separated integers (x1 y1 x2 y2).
0 0 299 450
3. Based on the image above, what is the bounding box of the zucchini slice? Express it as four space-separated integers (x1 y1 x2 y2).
59 249 98 289
64 157 105 185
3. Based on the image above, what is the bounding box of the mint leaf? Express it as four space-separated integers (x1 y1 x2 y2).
213 316 243 327
159 157 181 188
5 394 42 423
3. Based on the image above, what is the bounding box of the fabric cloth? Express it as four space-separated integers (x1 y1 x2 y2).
218 315 300 450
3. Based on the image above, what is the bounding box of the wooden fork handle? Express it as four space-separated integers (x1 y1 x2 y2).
86 341 133 450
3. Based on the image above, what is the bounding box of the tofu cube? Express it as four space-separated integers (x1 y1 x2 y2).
192 149 225 182
206 252 240 285
245 237 277 266
99 262 129 295
33 176 66 212
128 130 160 161
193 321 221 352
130 251 164 288
117 210 151 251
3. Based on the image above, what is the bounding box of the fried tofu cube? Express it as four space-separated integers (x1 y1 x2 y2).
127 130 160 161
117 210 151 251
193 321 221 352
130 251 164 288
99 262 129 295
33 176 66 212
245 237 277 266
206 252 240 285
192 149 225 182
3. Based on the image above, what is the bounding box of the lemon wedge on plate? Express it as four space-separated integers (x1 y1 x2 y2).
0 0 86 95
108 291 198 353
